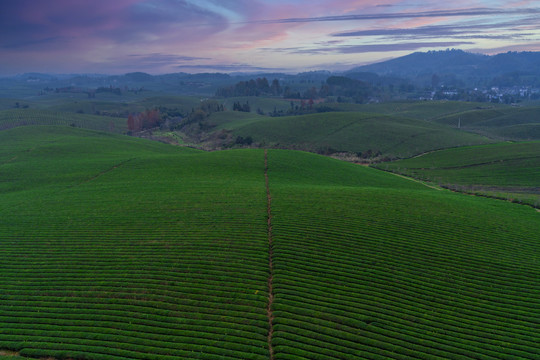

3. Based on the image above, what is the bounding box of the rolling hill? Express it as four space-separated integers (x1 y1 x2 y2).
0 109 127 133
349 50 540 87
374 141 540 208
227 111 494 158
431 105 540 141
316 100 540 143
0 126 538 360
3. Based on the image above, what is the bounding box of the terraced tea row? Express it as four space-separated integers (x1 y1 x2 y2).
0 128 270 359
377 141 540 207
267 150 540 360
0 109 126 133
228 111 493 158
1 127 538 359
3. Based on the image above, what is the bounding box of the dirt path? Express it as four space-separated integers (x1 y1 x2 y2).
386 171 443 191
264 149 275 360
79 158 135 186
0 350 20 357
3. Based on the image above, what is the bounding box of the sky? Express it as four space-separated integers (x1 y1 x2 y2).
1 0 540 75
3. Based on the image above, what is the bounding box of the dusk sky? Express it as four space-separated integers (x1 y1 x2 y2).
1 0 540 75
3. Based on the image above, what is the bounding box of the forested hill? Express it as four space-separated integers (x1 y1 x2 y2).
348 50 540 86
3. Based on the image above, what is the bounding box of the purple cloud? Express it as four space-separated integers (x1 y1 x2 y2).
332 16 540 40
243 7 540 25
285 42 474 55
176 63 287 72
0 0 229 50
1 0 539 74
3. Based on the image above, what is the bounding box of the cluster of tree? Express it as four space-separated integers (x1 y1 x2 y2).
53 86 88 94
145 72 421 105
234 136 253 146
14 102 29 109
232 101 251 112
315 147 382 159
127 109 161 133
323 76 378 103
96 86 122 95
278 76 384 103
157 106 185 119
216 78 282 97
175 100 224 139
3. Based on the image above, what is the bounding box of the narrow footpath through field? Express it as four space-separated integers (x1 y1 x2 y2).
385 171 443 191
264 149 275 360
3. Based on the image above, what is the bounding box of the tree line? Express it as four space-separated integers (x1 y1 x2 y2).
216 78 282 97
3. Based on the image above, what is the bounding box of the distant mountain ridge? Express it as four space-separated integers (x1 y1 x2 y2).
3 50 540 98
348 49 540 85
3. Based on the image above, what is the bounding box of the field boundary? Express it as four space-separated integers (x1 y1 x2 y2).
74 158 136 188
374 168 443 191
264 149 275 360
440 185 540 212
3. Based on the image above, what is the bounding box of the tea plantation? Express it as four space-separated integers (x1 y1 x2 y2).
229 112 493 158
0 126 538 359
376 141 540 208
0 109 127 133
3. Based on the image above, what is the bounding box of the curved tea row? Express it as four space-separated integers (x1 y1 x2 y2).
267 150 540 360
0 129 538 360
0 132 270 360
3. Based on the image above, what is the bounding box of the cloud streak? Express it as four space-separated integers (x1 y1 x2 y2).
267 41 475 56
176 63 287 73
331 23 539 43
242 7 540 25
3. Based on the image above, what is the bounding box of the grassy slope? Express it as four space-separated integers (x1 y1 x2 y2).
0 126 538 359
0 109 127 133
322 101 540 141
268 150 539 360
230 112 493 158
290 101 491 120
375 141 540 207
356 100 495 120
0 126 270 359
432 105 540 140
209 111 267 130
1 94 202 120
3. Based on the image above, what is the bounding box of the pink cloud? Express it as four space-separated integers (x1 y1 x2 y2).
470 42 540 54
1 0 539 74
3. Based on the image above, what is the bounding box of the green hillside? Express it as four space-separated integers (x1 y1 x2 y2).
326 101 540 142
1 95 202 118
357 101 496 121
209 111 266 130
0 109 127 133
432 105 540 140
229 112 493 158
1 127 270 359
376 141 540 207
1 126 539 360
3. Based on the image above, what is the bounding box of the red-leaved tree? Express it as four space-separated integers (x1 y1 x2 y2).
127 109 160 132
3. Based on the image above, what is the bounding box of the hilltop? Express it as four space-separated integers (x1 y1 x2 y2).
348 49 540 88
375 141 540 208
351 49 540 77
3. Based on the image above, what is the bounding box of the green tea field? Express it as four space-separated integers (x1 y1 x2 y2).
376 141 540 208
227 112 493 158
1 126 538 359
0 109 127 133
431 105 540 141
